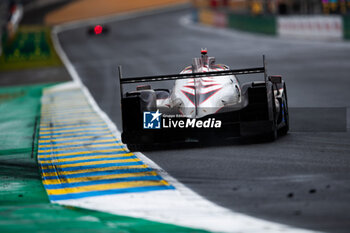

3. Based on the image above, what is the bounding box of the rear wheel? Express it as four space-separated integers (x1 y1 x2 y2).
266 85 278 141
127 144 139 152
266 123 278 142
279 83 289 136
128 144 156 152
128 144 149 152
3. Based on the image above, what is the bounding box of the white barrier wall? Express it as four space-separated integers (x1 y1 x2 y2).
213 12 228 27
278 16 343 41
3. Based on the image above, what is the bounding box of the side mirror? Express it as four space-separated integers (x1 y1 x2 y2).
269 75 282 84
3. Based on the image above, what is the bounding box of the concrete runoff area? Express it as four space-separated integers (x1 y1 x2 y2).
55 7 350 232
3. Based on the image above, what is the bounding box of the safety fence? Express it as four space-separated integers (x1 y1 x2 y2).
192 0 350 40
193 4 276 35
344 15 350 39
278 16 343 40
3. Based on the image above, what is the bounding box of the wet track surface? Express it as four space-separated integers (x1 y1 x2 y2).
58 8 350 232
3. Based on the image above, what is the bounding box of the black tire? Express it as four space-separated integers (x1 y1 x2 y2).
279 83 289 136
127 144 143 152
127 144 156 152
266 84 278 142
127 144 137 152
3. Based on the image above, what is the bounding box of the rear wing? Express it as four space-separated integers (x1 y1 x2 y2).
118 55 268 98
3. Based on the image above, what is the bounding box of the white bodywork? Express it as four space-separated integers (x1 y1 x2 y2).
157 61 241 118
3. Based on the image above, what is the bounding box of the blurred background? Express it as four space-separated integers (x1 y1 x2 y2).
192 0 350 39
194 0 350 15
1 0 349 76
0 1 350 232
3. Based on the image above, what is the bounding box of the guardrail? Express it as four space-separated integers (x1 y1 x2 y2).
192 1 350 41
344 15 350 39
277 16 343 40
194 8 276 35
229 14 276 35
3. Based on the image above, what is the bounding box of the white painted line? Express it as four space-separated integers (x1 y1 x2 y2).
51 6 318 233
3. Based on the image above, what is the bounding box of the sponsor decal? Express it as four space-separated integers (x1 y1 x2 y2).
143 110 222 129
163 118 222 129
143 110 162 129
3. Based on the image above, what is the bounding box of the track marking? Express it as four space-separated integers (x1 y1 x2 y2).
38 86 174 202
50 5 316 233
43 171 158 185
42 165 150 177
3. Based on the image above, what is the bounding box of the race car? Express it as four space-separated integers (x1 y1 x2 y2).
118 49 289 149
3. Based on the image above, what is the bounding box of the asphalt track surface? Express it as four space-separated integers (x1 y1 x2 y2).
57 7 350 232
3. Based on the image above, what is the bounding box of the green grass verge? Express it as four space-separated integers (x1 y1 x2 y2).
228 13 276 35
0 84 53 155
0 26 62 71
0 83 210 233
0 151 210 233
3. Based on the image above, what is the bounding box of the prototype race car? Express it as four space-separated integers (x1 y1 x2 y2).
118 49 289 149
